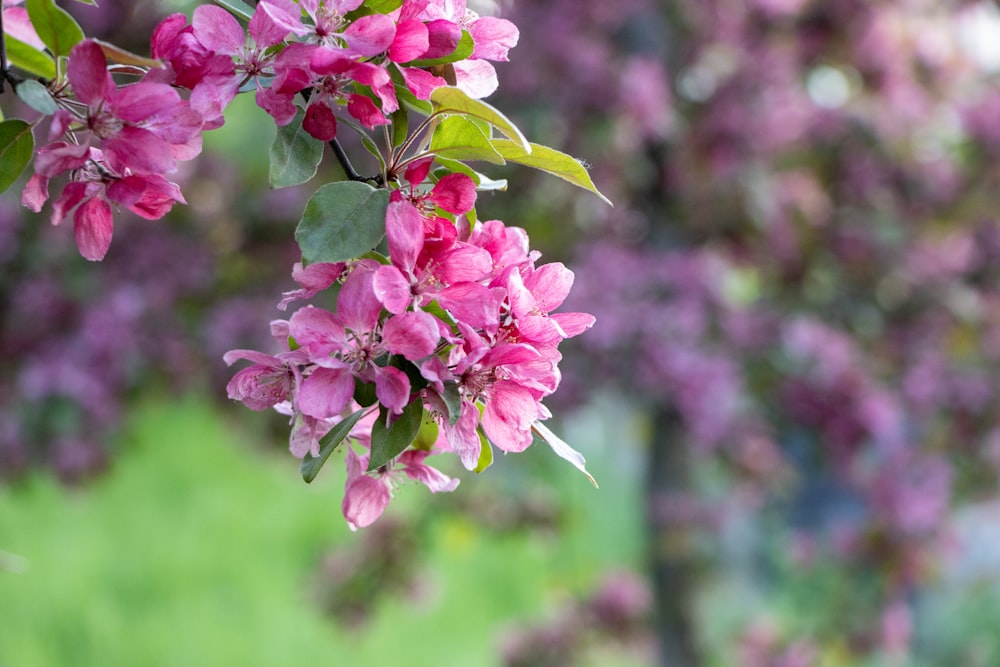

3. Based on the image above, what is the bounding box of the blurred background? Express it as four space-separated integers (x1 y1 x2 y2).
4 0 1000 665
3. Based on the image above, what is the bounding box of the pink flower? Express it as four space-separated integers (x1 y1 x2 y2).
288 263 441 416
342 444 458 530
68 40 203 175
223 348 304 411
373 195 499 328
23 145 187 261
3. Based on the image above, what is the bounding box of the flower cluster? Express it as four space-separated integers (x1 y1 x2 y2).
20 0 517 260
21 38 202 260
152 0 517 139
6 0 599 529
226 162 594 528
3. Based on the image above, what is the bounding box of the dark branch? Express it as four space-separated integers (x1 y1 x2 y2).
329 137 384 187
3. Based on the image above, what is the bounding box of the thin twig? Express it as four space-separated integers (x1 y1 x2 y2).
329 136 384 186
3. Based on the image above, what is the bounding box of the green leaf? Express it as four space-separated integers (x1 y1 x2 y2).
411 415 440 452
365 0 404 13
269 108 325 188
393 80 434 116
407 31 474 67
473 431 493 473
300 407 371 483
0 120 35 194
295 181 391 265
16 80 57 115
441 382 462 426
532 421 598 488
430 86 529 150
73 0 98 5
491 140 613 206
26 0 85 61
4 34 57 80
368 400 424 471
212 0 255 21
429 115 505 165
390 108 408 148
353 377 378 407
93 39 162 68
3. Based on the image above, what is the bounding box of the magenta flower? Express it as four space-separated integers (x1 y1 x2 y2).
342 444 459 530
22 146 186 261
68 40 203 176
373 195 499 329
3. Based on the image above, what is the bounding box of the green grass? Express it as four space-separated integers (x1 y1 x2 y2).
0 394 644 667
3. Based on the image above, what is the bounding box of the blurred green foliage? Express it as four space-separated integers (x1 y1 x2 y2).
0 395 644 667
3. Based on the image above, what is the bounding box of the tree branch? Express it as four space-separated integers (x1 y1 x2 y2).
329 137 384 187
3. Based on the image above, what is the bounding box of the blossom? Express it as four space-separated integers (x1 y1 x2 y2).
67 40 204 175
342 444 459 530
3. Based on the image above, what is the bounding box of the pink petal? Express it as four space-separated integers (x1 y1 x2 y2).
102 126 176 175
385 199 424 273
278 261 345 311
374 365 410 415
551 312 596 338
470 17 518 62
151 14 188 60
21 174 49 212
226 365 291 410
525 262 574 312
372 265 412 314
382 311 440 360
423 19 460 60
33 141 90 178
429 172 476 215
453 59 498 99
398 450 460 492
505 267 537 319
248 0 293 47
398 66 447 100
67 40 112 107
342 473 391 530
3 7 44 50
437 283 502 330
404 156 434 186
256 85 298 126
258 0 309 37
288 305 347 355
110 82 182 122
51 181 91 227
304 99 338 141
223 349 283 367
435 245 492 284
337 262 383 333
310 46 354 76
298 367 354 419
347 94 387 130
343 14 396 57
389 18 429 63
119 175 185 220
192 4 245 54
445 399 481 470
482 381 538 452
73 196 114 261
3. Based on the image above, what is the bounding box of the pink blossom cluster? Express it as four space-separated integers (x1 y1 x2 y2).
151 0 517 139
225 161 594 529
19 0 517 261
21 38 203 260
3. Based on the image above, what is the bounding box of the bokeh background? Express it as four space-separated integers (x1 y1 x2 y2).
4 0 1000 665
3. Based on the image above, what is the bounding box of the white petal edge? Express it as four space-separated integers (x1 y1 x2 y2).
532 420 598 488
